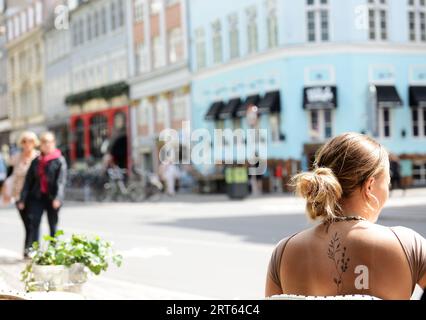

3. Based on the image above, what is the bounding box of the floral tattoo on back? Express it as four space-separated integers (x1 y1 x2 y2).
327 232 350 294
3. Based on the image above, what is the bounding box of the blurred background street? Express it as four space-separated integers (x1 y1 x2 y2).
1 189 426 299
1 0 426 301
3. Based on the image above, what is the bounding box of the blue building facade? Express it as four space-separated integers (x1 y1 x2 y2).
188 0 426 187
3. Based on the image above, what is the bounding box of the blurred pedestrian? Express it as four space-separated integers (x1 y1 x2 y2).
1 132 39 258
17 132 67 249
249 153 263 196
389 154 402 196
163 160 179 196
274 162 283 193
0 153 7 191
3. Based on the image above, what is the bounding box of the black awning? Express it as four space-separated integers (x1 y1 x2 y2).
218 98 242 120
236 94 260 117
409 86 426 108
205 101 225 121
375 86 402 107
258 91 281 114
303 86 337 110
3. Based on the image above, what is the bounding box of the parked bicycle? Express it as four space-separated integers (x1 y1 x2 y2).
100 165 163 202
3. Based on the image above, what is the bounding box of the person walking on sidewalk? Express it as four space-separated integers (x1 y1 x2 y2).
17 132 67 247
1 132 39 258
162 160 179 197
266 133 426 300
389 154 404 196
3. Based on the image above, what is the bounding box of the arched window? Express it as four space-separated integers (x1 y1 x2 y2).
90 114 108 159
75 118 85 160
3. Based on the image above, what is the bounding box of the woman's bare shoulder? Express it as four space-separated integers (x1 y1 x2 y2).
290 223 404 248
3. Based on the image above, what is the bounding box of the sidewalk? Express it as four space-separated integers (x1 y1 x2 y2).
63 186 426 205
0 258 212 300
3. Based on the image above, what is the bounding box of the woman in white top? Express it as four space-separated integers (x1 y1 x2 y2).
3 132 39 258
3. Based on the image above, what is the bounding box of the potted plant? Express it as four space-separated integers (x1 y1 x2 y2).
21 231 122 293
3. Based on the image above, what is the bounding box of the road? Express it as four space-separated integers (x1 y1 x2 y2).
0 190 425 299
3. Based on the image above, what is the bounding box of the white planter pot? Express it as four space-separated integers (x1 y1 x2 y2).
67 263 88 294
31 263 88 293
32 265 69 291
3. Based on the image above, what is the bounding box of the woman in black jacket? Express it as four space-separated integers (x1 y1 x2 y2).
17 132 67 247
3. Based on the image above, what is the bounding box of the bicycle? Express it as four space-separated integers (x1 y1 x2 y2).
100 166 163 202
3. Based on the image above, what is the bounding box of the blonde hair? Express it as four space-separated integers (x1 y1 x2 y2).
18 131 40 147
39 131 56 143
291 133 388 222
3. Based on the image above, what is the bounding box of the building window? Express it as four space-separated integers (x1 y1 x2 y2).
413 161 426 185
118 0 125 27
266 0 278 48
9 57 14 82
35 44 41 71
35 1 42 25
166 0 180 6
212 20 223 64
324 108 332 138
135 0 144 22
408 0 426 42
102 7 108 34
368 0 388 41
155 100 166 128
138 102 150 127
152 36 165 69
306 0 329 42
72 22 78 46
136 42 149 74
18 51 25 77
90 114 109 159
412 107 426 137
28 6 34 29
195 28 206 69
7 20 14 41
246 6 258 53
215 119 225 130
150 0 162 14
36 84 42 113
233 118 242 130
168 27 184 63
378 107 391 138
14 16 20 39
12 93 18 118
171 91 187 122
111 2 117 30
228 13 239 59
309 109 333 140
21 11 27 34
87 14 92 41
79 19 84 45
270 113 281 142
94 12 100 38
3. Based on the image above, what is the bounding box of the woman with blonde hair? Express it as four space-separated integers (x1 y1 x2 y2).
18 132 67 250
265 132 426 300
2 131 40 258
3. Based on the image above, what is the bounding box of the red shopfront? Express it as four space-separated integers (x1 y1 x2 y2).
69 106 131 169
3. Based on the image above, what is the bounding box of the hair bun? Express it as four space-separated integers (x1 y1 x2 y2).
291 167 343 221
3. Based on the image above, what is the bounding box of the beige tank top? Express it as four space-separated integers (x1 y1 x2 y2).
11 152 38 200
268 226 426 294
